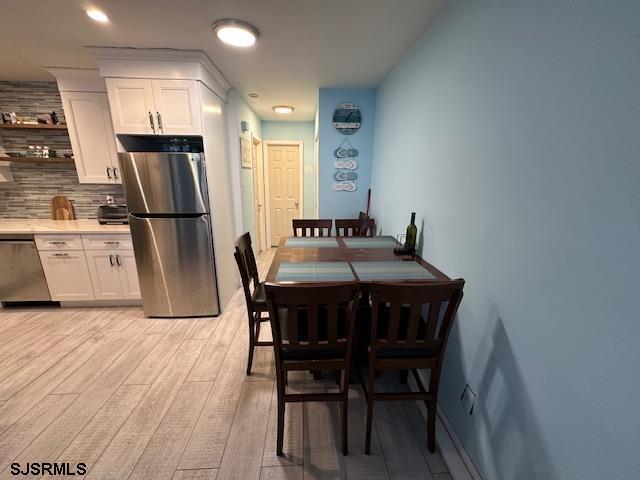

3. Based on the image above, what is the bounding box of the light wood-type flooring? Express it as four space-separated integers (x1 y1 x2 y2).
0 249 452 480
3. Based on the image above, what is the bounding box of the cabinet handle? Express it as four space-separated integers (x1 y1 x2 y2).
106 167 112 179
113 167 118 179
104 241 120 245
52 253 69 257
109 254 115 266
115 255 122 267
148 111 156 133
156 112 163 133
50 241 67 245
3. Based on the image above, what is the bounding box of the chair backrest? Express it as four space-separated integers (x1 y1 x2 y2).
234 232 260 308
369 279 465 358
292 219 333 237
335 218 375 237
265 282 360 356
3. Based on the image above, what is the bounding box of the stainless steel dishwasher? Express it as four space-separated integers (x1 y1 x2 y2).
0 234 51 303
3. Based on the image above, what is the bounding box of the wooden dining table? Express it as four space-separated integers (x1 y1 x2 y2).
266 235 450 284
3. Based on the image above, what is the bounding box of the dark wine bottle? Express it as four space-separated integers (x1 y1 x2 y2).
404 212 417 252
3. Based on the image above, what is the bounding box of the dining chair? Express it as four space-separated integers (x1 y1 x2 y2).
234 232 273 375
292 219 333 237
265 282 361 456
358 279 465 454
335 218 375 237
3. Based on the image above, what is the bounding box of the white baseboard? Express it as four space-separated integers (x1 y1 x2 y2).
436 405 482 480
60 300 142 308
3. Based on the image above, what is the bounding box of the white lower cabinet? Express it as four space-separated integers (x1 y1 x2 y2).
36 233 141 304
85 250 124 300
117 251 141 299
38 250 95 301
85 249 141 301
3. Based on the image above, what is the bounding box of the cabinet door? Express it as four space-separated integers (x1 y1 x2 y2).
85 250 123 300
39 251 95 301
116 251 141 299
152 80 201 135
106 78 156 134
61 91 119 184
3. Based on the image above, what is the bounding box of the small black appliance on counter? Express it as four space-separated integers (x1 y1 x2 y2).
97 204 128 224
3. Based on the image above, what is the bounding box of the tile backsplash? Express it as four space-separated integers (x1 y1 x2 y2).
0 80 123 219
0 162 125 219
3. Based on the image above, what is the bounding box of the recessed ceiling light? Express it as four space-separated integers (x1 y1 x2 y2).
212 19 259 47
248 93 259 98
273 105 294 115
86 8 109 23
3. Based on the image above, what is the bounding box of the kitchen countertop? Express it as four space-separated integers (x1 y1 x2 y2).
0 219 130 235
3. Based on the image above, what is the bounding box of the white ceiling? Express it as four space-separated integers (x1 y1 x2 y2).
0 0 446 121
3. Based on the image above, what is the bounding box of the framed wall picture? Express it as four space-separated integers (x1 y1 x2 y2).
240 136 252 169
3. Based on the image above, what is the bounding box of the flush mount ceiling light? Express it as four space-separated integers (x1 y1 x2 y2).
212 19 259 47
86 8 109 23
273 105 294 114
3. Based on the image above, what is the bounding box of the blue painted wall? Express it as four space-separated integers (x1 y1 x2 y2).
318 88 375 218
262 121 315 218
370 0 640 478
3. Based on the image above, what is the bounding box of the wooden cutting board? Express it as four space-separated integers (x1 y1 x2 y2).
50 195 75 220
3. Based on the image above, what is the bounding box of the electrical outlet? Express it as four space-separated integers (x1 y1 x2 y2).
460 384 477 415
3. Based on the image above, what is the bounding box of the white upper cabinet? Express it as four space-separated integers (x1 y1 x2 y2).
61 91 120 184
106 78 202 135
106 78 156 134
152 80 201 135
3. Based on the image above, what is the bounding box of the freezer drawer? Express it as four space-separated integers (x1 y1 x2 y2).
118 152 209 214
129 215 219 317
0 236 51 302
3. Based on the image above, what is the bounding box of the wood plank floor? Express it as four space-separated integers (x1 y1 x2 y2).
0 249 451 480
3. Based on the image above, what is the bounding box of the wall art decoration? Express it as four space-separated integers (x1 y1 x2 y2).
332 137 358 192
240 135 252 169
332 103 361 135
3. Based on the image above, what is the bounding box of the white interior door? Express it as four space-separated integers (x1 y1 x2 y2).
105 78 155 134
62 91 119 184
85 250 123 300
117 251 141 300
267 143 301 246
151 79 201 135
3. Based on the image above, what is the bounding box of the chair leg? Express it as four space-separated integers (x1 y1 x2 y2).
427 399 436 453
341 388 349 455
276 372 286 456
246 314 255 376
365 367 376 455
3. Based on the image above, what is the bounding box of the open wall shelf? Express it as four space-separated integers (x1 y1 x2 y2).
0 156 74 164
0 123 68 131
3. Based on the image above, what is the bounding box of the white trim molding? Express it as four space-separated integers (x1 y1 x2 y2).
437 406 483 480
87 47 231 101
263 140 305 246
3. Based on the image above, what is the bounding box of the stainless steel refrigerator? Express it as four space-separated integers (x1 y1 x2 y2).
118 152 219 317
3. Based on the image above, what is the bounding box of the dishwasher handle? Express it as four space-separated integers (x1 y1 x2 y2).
0 240 38 246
